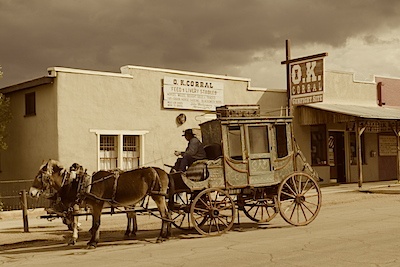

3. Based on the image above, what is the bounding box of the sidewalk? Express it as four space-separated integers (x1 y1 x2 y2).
321 179 400 194
1 180 399 247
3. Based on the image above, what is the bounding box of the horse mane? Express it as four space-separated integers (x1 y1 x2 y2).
40 159 64 172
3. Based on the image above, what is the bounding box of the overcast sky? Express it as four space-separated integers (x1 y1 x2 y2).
1 0 400 89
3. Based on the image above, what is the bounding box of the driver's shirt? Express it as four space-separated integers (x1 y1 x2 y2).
183 137 207 160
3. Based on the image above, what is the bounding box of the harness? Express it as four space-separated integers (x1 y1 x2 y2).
82 168 166 207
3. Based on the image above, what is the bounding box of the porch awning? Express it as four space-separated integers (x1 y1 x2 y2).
298 103 400 125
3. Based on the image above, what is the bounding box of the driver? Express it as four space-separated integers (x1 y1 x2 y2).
173 129 207 172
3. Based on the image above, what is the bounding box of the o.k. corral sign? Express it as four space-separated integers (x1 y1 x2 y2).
288 53 327 105
163 76 224 111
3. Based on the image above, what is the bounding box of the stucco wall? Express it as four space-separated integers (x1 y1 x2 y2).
1 83 58 181
324 71 376 106
55 67 286 174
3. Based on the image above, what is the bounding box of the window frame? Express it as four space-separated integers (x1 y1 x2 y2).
90 129 149 171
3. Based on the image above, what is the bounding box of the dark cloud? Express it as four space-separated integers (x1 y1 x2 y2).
1 0 400 87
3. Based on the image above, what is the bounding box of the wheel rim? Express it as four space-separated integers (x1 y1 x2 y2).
240 188 278 223
277 173 321 226
190 188 236 236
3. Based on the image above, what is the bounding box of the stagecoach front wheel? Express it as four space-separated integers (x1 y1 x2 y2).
277 172 322 226
190 188 236 236
169 192 196 230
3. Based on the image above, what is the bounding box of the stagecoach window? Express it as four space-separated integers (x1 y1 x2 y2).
310 125 327 165
228 126 242 160
275 125 288 158
249 126 269 154
25 92 36 116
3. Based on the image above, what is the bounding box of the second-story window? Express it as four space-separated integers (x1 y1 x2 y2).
25 92 36 116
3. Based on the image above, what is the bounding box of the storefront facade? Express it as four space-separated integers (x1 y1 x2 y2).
293 71 400 185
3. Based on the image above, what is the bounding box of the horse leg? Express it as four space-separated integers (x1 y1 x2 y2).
125 207 137 238
152 195 171 243
68 204 80 245
87 202 103 249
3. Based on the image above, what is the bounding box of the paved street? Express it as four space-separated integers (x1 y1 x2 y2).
0 181 400 266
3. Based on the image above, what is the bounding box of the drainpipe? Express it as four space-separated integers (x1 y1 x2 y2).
377 82 383 106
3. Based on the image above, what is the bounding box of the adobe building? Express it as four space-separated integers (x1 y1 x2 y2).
0 65 287 209
293 71 400 186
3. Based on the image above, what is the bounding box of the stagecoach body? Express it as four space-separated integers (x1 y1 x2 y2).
169 105 322 235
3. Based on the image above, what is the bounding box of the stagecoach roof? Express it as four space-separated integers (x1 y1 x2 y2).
298 103 400 125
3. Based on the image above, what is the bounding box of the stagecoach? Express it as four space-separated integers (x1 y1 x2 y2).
167 104 322 235
32 104 321 247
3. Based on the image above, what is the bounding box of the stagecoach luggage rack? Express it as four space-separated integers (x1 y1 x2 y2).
216 104 260 118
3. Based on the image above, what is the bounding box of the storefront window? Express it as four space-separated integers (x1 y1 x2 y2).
311 125 327 165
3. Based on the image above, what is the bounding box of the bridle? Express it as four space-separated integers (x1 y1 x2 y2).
35 162 68 194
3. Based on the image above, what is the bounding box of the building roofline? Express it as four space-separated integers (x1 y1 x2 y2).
120 65 251 82
0 76 55 94
48 67 132 78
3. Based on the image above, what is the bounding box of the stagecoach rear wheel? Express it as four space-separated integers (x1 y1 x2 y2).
277 172 322 226
238 188 278 223
190 188 236 236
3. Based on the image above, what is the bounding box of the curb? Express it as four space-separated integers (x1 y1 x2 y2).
359 184 400 194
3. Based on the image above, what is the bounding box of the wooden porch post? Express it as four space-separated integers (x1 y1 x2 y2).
390 121 400 184
356 120 366 188
396 121 400 183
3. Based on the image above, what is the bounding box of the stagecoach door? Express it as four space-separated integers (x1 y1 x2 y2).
244 124 274 185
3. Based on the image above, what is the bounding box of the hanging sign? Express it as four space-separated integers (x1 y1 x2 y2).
289 56 325 105
163 76 224 111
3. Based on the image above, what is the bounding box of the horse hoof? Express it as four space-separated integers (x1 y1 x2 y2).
156 237 167 243
86 242 97 249
68 239 77 246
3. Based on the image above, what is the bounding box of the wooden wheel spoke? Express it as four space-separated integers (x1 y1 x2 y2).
284 182 297 197
301 178 310 193
219 204 234 212
303 199 318 208
216 196 231 209
193 206 208 213
290 176 299 194
302 182 317 195
193 212 208 222
199 197 211 208
300 201 316 216
281 190 296 199
217 216 230 228
288 201 297 220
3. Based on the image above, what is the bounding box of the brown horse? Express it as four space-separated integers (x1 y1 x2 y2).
29 160 171 248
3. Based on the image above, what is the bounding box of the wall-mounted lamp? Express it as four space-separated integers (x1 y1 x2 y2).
176 113 186 125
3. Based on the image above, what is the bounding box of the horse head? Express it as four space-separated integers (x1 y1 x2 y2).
29 159 66 198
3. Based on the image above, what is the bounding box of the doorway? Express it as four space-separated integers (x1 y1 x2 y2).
329 131 346 183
